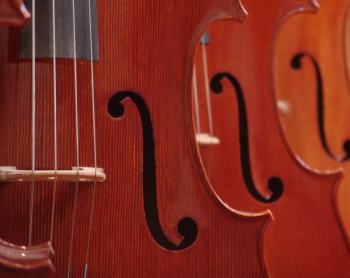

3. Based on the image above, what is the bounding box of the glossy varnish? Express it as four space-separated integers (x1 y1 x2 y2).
194 0 350 276
274 0 350 247
0 0 271 276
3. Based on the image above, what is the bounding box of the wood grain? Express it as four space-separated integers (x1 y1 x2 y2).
194 0 350 276
274 0 350 259
0 0 272 276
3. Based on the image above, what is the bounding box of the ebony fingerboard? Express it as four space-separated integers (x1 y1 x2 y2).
20 0 99 61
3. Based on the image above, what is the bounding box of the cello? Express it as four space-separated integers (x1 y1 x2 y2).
0 0 272 276
192 0 350 276
274 0 350 243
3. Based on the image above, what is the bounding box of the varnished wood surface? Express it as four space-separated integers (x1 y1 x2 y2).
0 2 55 277
274 0 350 249
194 0 350 276
0 0 273 276
0 0 30 26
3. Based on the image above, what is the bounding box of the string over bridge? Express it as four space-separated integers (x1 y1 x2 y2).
0 167 105 183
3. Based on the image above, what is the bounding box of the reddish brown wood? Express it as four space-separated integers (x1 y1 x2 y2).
274 0 350 252
0 0 273 276
194 0 350 276
0 3 56 277
0 0 30 27
0 240 54 278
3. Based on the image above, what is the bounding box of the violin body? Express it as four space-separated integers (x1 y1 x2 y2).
0 2 54 277
0 0 30 26
0 0 272 276
274 0 350 242
193 0 350 276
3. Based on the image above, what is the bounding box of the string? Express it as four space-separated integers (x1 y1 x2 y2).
84 0 98 275
201 36 214 136
192 65 201 133
67 0 80 275
28 0 36 247
49 0 58 244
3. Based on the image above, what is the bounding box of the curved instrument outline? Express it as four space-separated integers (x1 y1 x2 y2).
210 72 284 203
291 53 350 163
108 91 198 251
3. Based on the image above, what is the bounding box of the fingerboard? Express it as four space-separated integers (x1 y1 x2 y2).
20 0 99 61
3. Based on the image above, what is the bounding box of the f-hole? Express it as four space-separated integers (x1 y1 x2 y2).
210 73 283 203
108 91 198 251
291 53 350 162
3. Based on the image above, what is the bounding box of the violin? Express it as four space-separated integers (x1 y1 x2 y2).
0 0 30 26
192 0 350 276
0 0 272 276
0 1 54 277
274 0 350 244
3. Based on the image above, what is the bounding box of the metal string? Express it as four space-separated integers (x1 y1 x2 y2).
192 65 201 133
201 38 214 136
84 0 98 275
67 0 80 275
28 0 36 247
49 0 58 244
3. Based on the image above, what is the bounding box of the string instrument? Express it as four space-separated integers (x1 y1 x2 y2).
192 0 350 276
0 0 30 26
0 0 273 276
0 1 54 277
274 0 350 243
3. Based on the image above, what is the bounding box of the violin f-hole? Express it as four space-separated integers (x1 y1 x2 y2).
210 72 283 203
108 91 197 251
291 53 350 162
